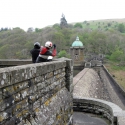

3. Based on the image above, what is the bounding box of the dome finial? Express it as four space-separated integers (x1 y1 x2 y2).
76 36 79 41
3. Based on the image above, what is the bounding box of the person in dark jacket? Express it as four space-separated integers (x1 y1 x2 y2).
30 42 41 63
36 41 56 63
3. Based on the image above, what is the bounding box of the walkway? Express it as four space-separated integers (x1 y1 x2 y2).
73 67 125 125
73 112 108 125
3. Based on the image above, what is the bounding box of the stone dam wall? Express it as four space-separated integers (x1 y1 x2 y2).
0 58 73 125
73 67 125 125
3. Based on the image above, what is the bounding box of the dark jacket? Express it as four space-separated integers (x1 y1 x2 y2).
36 47 56 63
30 46 40 63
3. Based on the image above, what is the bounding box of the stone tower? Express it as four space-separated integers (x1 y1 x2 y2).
70 36 84 66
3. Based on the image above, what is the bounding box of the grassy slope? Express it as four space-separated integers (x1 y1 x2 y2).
104 60 125 91
71 18 125 31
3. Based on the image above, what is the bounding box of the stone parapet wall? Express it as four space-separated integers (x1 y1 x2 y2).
0 58 73 125
0 59 32 68
73 97 125 125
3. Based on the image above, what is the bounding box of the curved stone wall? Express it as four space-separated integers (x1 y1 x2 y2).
0 58 73 125
73 97 125 125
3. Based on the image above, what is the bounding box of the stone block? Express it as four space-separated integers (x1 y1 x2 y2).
20 98 28 109
20 88 29 99
0 111 8 122
12 102 22 114
15 111 23 121
16 120 25 125
0 99 6 111
25 119 32 125
21 108 29 117
37 83 45 90
4 96 14 108
29 83 37 95
29 116 38 125
13 82 24 92
13 93 21 102
33 100 40 110
54 74 61 81
46 72 53 79
54 61 66 70
10 67 25 84
2 86 15 98
28 94 37 104
0 70 10 88
35 64 48 75
35 75 44 83
3 116 20 125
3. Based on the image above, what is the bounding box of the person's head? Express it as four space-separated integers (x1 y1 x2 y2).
45 41 52 49
34 42 40 49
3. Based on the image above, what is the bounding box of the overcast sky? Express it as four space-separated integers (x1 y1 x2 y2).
0 0 125 31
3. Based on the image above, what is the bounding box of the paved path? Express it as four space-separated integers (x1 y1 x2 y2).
73 68 103 99
73 112 108 125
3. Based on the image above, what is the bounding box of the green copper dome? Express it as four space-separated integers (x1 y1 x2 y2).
72 36 83 47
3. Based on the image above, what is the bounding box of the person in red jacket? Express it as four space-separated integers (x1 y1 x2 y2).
36 41 56 63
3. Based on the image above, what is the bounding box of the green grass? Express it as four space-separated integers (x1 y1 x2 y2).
75 19 120 31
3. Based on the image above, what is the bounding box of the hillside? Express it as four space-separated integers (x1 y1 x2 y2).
0 18 125 60
71 18 125 31
72 18 125 25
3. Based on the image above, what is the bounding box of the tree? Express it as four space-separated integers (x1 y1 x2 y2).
83 21 87 24
118 24 125 33
74 23 82 28
35 28 42 32
108 23 111 27
110 47 123 61
27 27 34 33
58 50 70 58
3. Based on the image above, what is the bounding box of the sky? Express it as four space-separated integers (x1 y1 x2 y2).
0 0 125 31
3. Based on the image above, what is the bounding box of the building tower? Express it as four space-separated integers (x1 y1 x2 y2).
70 36 84 66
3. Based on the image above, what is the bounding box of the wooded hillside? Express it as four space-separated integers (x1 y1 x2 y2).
0 18 125 64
